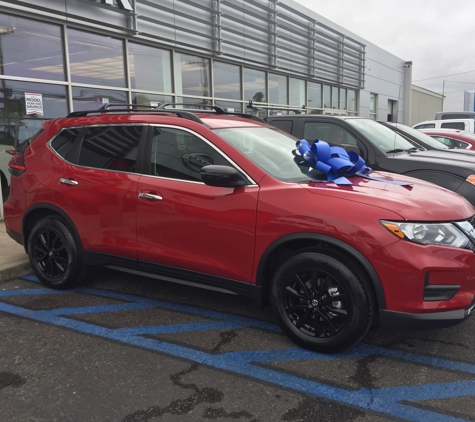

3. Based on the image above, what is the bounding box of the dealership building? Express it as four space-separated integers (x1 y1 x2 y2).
0 0 412 217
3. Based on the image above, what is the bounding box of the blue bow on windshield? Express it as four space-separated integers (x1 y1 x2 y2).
296 139 411 186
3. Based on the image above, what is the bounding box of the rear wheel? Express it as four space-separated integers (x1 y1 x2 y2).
27 216 87 289
271 251 373 353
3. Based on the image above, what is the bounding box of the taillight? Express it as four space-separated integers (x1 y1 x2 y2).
8 153 26 177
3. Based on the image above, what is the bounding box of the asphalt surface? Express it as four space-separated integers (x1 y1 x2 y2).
1 267 475 422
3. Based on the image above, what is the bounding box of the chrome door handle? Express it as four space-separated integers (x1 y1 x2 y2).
59 178 78 186
139 192 163 201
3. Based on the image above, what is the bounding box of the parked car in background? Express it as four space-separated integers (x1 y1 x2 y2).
5 104 475 354
413 118 475 133
418 129 475 150
265 114 475 206
435 111 475 120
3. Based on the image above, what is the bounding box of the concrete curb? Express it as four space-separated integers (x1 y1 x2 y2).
0 261 32 283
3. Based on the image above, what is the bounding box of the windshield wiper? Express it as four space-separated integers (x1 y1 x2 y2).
385 148 406 154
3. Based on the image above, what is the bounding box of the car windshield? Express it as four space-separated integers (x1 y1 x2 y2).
391 124 450 149
345 118 415 153
214 126 326 182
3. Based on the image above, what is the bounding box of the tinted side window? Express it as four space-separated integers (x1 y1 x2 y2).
150 127 232 182
414 124 435 129
303 122 358 146
441 122 465 130
268 119 293 134
78 125 142 172
50 128 82 160
432 136 452 146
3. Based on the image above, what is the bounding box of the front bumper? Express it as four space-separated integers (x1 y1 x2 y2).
379 297 475 330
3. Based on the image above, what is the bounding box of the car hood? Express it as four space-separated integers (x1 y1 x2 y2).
396 149 475 172
303 171 474 221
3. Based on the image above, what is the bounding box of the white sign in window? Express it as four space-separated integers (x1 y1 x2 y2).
25 93 44 115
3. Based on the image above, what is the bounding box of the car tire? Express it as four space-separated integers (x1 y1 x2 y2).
27 216 88 289
271 251 373 353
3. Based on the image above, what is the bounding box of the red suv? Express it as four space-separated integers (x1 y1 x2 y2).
4 105 475 353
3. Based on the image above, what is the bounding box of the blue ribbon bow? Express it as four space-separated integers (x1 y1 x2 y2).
296 139 411 186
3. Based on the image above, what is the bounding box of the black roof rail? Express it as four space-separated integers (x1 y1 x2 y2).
157 103 226 113
65 103 205 124
158 102 266 123
246 100 306 114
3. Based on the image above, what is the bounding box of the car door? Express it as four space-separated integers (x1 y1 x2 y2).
136 125 258 283
51 124 144 259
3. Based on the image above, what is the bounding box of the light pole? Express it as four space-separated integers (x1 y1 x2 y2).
442 80 446 111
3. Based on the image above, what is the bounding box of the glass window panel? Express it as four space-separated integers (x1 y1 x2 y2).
72 87 127 112
128 42 172 93
323 85 331 108
214 100 243 113
213 61 241 100
79 125 142 172
176 97 211 109
132 93 173 108
332 86 339 109
369 93 377 120
340 89 346 110
348 90 356 112
244 68 266 103
68 28 125 87
175 53 210 97
150 127 231 181
0 80 67 147
269 74 287 104
308 82 322 109
0 80 67 198
370 93 376 113
289 78 305 108
0 13 65 81
51 128 82 161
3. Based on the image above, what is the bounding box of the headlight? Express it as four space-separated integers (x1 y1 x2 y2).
466 175 475 185
381 220 475 250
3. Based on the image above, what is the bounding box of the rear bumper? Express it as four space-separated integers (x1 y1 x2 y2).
379 297 475 330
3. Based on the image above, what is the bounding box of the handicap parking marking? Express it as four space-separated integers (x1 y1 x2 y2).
1 275 474 422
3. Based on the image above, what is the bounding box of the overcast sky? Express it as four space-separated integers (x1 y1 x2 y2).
295 0 475 94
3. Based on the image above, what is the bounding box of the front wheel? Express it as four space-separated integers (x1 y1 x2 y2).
271 251 373 353
27 216 87 289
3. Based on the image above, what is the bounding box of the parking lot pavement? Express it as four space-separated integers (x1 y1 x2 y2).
1 269 475 421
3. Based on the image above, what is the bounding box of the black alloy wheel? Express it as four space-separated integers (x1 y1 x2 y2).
28 216 87 289
271 251 373 353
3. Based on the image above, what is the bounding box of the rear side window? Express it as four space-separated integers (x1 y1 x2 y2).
268 119 293 134
303 122 358 146
414 124 435 129
78 125 142 172
441 122 465 130
50 128 82 160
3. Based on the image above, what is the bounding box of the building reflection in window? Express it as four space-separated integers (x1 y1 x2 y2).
0 13 65 81
244 68 266 103
129 42 172 93
68 28 125 88
175 53 210 97
72 87 127 112
213 61 241 101
269 73 287 105
308 82 322 109
289 78 305 108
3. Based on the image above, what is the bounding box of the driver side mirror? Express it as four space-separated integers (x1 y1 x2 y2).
200 165 246 188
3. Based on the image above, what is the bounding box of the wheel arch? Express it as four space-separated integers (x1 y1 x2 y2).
22 204 83 252
255 233 386 311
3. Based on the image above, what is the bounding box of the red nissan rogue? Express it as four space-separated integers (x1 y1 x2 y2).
4 104 475 353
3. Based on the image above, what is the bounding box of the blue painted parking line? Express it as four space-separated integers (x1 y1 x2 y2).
0 276 474 421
